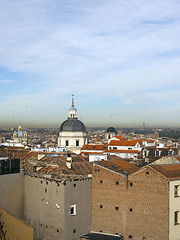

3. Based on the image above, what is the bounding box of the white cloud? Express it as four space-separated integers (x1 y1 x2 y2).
0 0 180 126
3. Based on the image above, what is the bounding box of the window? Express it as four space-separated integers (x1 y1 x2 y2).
73 229 76 233
45 189 47 193
129 236 132 239
100 180 103 183
57 229 59 233
70 204 76 215
74 184 76 187
115 207 119 210
41 181 43 184
116 181 119 185
174 185 179 197
146 171 149 175
113 147 117 149
174 211 180 225
76 140 79 146
155 150 159 156
128 148 132 150
130 182 133 186
142 237 146 240
66 140 69 146
46 181 48 185
100 205 103 208
130 208 133 212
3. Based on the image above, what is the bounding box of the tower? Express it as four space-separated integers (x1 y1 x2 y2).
57 96 87 154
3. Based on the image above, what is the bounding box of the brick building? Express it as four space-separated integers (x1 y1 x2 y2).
92 160 180 240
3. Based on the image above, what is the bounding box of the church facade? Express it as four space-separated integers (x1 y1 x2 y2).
57 97 87 154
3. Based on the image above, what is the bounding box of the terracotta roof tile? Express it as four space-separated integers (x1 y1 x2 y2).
108 140 139 146
94 160 139 175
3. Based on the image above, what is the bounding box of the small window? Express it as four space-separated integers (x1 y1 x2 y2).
100 205 103 208
76 140 79 146
40 224 42 227
45 189 47 193
100 230 102 232
130 182 133 186
146 171 149 175
113 147 117 149
115 207 119 210
128 148 132 150
174 211 180 225
57 229 59 233
130 208 133 212
100 180 103 183
142 237 146 240
116 181 119 185
70 204 76 215
74 184 76 187
41 180 43 184
174 185 179 197
46 225 48 229
73 229 76 233
57 183 60 187
46 181 48 185
66 140 69 146
129 236 132 239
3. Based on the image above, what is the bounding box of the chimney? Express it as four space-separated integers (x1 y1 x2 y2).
66 155 72 169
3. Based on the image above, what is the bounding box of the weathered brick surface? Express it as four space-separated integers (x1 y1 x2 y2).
92 165 169 240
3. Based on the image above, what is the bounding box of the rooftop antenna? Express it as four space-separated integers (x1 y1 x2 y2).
71 94 74 107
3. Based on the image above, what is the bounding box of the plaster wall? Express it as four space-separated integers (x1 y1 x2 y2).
169 180 180 240
0 173 24 219
0 207 33 240
64 178 92 240
24 175 65 240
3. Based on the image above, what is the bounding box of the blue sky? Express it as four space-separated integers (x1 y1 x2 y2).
0 0 180 128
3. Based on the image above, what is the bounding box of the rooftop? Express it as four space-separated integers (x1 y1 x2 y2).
94 160 139 176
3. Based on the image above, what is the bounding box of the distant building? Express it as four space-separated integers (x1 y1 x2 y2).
12 124 28 143
1 124 28 147
58 96 87 154
105 126 118 142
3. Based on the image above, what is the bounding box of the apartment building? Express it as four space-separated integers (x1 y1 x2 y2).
92 160 180 240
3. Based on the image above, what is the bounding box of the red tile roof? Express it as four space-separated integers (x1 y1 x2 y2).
108 140 139 146
104 149 141 153
94 160 139 176
81 144 108 151
149 164 180 180
113 136 126 140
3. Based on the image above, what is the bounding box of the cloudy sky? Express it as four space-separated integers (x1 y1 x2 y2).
0 0 180 128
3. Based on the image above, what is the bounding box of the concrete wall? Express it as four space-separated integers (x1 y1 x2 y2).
169 180 180 240
24 175 92 240
64 178 92 240
92 165 169 240
0 207 33 240
0 173 24 219
24 175 65 240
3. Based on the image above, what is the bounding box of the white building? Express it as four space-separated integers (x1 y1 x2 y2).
57 97 87 154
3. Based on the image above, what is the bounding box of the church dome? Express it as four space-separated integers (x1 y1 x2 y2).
60 118 86 132
106 127 117 133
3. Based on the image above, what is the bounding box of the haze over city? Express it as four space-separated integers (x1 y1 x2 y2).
0 0 180 128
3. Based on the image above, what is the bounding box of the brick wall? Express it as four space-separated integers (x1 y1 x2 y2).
92 165 169 240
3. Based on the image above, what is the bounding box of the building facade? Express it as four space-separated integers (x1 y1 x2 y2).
91 161 180 240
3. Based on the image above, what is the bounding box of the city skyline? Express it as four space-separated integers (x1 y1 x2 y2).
0 0 180 128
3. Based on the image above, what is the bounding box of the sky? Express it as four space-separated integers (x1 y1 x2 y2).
0 0 180 128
